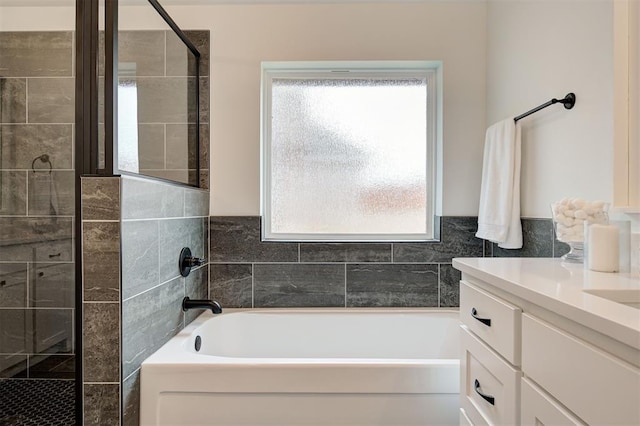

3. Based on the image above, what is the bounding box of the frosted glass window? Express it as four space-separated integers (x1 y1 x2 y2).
262 62 439 241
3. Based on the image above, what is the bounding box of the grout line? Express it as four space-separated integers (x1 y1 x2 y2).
83 382 120 385
437 264 441 308
122 367 140 384
25 78 29 123
251 263 255 308
344 263 347 308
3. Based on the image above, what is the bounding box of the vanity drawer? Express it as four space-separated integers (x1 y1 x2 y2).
460 408 474 426
461 325 521 426
521 377 584 425
460 280 522 365
522 314 640 425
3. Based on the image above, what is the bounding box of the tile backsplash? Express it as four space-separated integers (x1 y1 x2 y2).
209 216 564 309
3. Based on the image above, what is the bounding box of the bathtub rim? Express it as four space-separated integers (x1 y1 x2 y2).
141 307 460 367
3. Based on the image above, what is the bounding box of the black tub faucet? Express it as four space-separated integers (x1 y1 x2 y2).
182 297 222 315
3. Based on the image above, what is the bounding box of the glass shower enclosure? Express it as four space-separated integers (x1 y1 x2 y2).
0 1 78 424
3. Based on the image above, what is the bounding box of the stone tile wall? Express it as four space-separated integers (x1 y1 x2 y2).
209 216 565 308
81 177 121 426
120 176 209 426
80 175 209 426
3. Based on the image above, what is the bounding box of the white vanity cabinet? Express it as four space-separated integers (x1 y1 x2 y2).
454 258 640 426
459 280 522 425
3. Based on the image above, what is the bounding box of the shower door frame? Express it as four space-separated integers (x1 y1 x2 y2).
74 0 100 424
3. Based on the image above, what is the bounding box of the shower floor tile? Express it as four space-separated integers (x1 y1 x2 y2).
0 379 75 425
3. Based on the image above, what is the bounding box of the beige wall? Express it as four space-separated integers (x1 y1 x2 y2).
487 0 614 218
156 2 488 216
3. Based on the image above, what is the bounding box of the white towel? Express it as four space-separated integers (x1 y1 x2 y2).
476 118 522 249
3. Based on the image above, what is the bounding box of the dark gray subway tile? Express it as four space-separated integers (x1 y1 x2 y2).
121 176 183 219
128 77 192 123
0 78 27 123
121 220 159 300
84 383 120 426
166 30 210 77
346 264 438 307
0 309 27 354
137 123 166 170
492 218 553 258
165 29 194 77
0 217 73 262
83 222 120 302
0 32 73 77
199 123 209 170
203 218 210 268
199 169 209 191
439 264 461 308
30 263 74 308
123 369 141 426
0 171 27 215
27 78 75 123
394 216 483 263
33 309 73 354
483 239 493 257
210 216 298 263
83 303 119 382
81 177 121 221
185 266 209 324
159 217 203 284
27 354 75 379
0 124 73 169
122 277 184 378
28 170 74 216
118 30 166 77
0 264 27 307
141 169 191 184
166 123 197 169
209 264 252 308
199 77 209 123
0 355 27 378
254 264 344 308
300 243 391 263
185 188 209 217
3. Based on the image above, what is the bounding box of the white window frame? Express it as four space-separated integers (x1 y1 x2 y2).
260 60 442 242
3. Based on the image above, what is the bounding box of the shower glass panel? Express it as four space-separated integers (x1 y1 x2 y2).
116 0 199 186
0 1 77 424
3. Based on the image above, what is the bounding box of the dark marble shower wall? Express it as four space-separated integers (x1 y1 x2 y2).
209 217 566 308
0 30 76 390
81 175 209 426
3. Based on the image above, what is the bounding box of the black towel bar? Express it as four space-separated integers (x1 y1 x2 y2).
514 93 576 122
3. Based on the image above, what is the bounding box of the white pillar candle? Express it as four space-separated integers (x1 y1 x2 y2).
587 224 620 272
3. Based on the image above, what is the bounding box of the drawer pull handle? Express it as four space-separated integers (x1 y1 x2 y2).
474 379 495 406
471 308 491 326
49 253 61 258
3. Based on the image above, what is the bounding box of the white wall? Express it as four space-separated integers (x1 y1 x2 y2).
157 2 488 216
487 0 614 218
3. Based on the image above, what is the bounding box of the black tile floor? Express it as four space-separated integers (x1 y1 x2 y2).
0 379 75 425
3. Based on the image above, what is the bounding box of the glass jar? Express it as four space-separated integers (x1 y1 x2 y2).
551 199 609 263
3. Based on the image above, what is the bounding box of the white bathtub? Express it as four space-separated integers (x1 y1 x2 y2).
140 308 460 426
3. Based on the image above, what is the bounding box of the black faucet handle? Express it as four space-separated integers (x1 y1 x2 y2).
186 256 206 267
179 247 207 277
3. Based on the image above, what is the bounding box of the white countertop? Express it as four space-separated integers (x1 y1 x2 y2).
452 257 640 350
